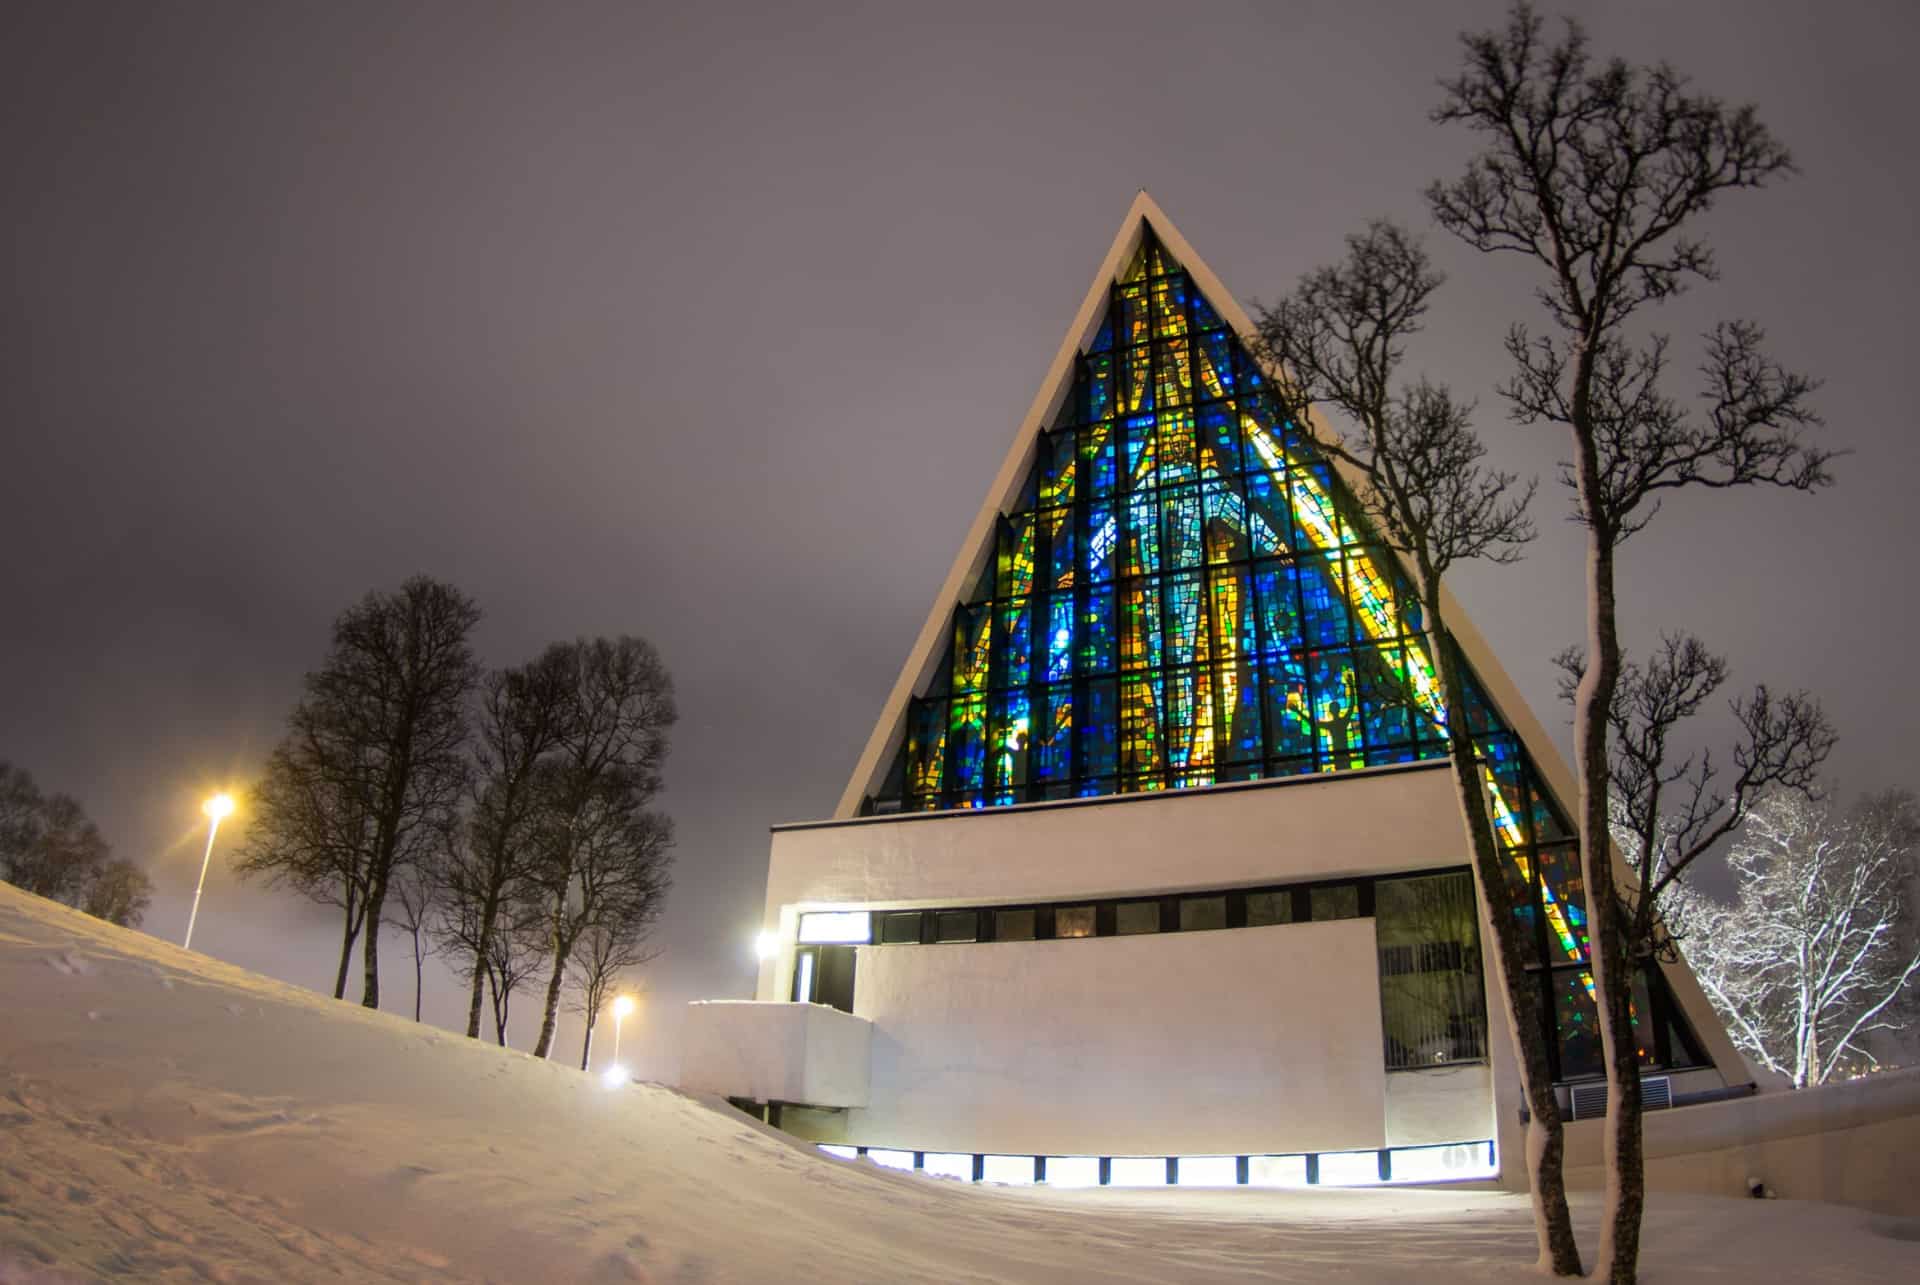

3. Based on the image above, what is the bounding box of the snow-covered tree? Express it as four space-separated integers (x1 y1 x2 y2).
1685 790 1920 1087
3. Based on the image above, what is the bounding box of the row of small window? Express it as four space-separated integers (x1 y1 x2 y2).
796 881 1373 948
895 748 1455 813
816 1141 1497 1188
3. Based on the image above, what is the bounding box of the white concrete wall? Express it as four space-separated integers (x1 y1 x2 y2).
1563 1068 1920 1217
678 1001 872 1109
1386 1064 1496 1148
745 765 1498 1159
758 763 1466 1004
843 920 1387 1157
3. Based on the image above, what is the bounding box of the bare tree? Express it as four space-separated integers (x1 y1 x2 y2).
1250 222 1581 1274
1685 791 1920 1087
387 858 441 1023
0 761 41 865
483 910 548 1046
437 654 575 1039
1 762 154 931
1557 633 1835 962
1430 7 1833 1278
525 637 676 1060
2 788 110 905
568 874 669 1072
81 858 154 928
238 576 480 1007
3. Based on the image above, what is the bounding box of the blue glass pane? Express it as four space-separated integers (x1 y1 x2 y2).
1080 586 1114 673
1044 594 1074 682
1034 685 1073 782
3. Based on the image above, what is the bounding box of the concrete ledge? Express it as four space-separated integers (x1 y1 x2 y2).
677 1001 872 1109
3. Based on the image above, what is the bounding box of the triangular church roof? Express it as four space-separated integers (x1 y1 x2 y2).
835 192 1576 824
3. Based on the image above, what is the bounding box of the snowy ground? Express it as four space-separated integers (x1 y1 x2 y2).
2 886 1916 1284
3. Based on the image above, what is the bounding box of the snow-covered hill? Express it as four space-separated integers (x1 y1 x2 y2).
2 885 1915 1283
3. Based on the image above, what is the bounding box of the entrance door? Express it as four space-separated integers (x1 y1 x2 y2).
793 945 857 1013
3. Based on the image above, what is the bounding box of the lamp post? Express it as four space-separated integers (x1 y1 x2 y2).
183 793 234 950
610 993 636 1069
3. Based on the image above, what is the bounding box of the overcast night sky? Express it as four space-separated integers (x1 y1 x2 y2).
4 0 1915 1079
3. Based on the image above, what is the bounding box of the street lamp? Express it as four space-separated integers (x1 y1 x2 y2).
610 993 636 1068
183 792 234 950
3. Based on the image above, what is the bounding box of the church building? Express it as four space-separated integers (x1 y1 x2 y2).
678 193 1748 1188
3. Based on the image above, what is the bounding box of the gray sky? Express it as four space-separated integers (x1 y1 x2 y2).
4 0 1915 1079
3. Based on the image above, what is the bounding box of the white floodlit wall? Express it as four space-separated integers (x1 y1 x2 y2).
744 765 1509 1162
851 919 1387 1156
677 1001 872 1109
764 765 1469 941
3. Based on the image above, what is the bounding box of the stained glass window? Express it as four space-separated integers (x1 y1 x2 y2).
869 228 1708 1083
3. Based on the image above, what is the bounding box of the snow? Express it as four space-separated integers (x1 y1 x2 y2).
3 886 1916 1284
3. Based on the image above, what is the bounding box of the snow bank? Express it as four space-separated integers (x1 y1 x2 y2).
1 885 1914 1283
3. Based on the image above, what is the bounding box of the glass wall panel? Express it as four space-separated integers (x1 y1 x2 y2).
995 908 1036 941
1246 890 1293 926
1180 896 1227 931
868 230 1700 1093
1116 901 1160 935
933 910 979 943
1376 872 1488 1070
1056 905 1095 938
1311 884 1361 922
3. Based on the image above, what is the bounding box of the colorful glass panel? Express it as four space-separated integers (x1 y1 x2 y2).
874 228 1678 1085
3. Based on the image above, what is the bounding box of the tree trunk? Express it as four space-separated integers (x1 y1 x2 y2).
579 1015 596 1072
464 895 500 1039
532 946 568 1059
1575 530 1643 1284
1429 616 1582 1276
333 898 359 1001
361 872 389 1010
411 929 425 1023
488 967 510 1045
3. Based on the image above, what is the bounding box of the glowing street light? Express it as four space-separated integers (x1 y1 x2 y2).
183 792 235 950
610 993 636 1068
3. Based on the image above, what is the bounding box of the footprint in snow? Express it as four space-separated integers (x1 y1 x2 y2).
44 951 92 976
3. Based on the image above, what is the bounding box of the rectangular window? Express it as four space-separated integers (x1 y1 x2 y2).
1177 1155 1237 1186
995 908 1036 941
1056 905 1095 939
877 911 922 945
1107 1157 1168 1187
980 1155 1035 1185
1180 896 1227 932
1376 871 1487 1071
1246 890 1293 926
921 1153 973 1180
1316 1150 1385 1186
1246 1154 1309 1187
1043 1156 1100 1188
798 911 871 944
1309 884 1361 922
933 910 979 943
1115 901 1160 935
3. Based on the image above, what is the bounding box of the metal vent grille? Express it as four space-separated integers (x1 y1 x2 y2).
1569 1074 1673 1120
